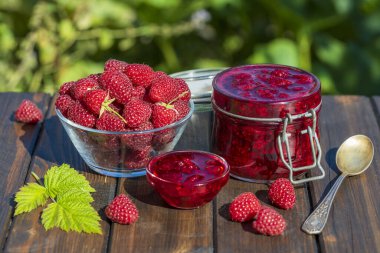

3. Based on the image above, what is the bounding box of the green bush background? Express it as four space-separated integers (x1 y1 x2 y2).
1 0 379 95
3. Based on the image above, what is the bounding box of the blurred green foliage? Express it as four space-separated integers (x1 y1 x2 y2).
0 0 379 94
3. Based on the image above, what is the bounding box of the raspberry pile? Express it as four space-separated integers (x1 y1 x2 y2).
55 59 191 168
56 60 190 129
228 178 296 236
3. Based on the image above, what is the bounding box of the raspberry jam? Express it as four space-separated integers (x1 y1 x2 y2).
146 151 230 209
212 64 323 183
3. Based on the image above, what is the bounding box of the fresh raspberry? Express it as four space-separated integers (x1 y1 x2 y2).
152 129 175 150
87 73 102 83
104 59 128 72
172 100 190 120
229 192 261 222
67 101 96 128
101 70 133 104
151 102 178 128
70 77 99 100
59 81 76 96
124 64 155 88
268 178 296 210
124 144 152 160
96 112 126 132
122 121 154 150
82 89 108 115
123 156 151 169
55 95 75 116
154 71 168 79
131 86 146 99
174 78 191 101
123 99 152 128
15 99 43 124
252 207 286 236
105 194 139 225
149 76 178 103
98 136 121 151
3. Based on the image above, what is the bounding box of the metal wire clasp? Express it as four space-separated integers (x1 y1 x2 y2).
276 109 325 184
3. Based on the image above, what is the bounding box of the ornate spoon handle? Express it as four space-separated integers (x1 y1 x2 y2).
302 173 347 234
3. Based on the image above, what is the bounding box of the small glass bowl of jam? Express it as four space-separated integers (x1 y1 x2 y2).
146 150 230 209
211 64 325 184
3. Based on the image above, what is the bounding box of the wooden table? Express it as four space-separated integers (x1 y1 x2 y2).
1 92 380 253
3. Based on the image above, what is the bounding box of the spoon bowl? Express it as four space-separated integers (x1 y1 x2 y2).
336 135 374 176
302 134 374 234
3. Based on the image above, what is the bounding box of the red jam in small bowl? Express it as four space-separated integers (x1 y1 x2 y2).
212 64 322 183
146 150 230 209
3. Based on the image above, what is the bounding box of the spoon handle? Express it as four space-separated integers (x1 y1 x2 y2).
302 173 347 234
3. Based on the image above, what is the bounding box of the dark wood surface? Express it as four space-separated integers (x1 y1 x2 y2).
1 93 380 253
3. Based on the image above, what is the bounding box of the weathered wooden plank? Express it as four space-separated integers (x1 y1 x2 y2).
109 111 214 253
4 95 117 253
0 92 51 249
309 96 380 253
216 177 317 252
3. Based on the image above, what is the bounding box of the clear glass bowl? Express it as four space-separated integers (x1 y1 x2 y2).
56 100 194 178
146 150 230 209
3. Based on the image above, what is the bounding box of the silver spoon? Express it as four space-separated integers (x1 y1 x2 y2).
302 135 374 234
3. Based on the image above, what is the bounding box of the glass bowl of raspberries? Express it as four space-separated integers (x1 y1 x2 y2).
146 150 230 209
55 59 194 177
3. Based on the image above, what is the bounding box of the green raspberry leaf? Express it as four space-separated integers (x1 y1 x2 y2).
44 164 95 198
41 200 102 234
14 182 49 215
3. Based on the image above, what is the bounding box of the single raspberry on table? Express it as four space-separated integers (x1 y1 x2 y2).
55 94 75 116
67 101 96 128
123 99 152 128
149 75 178 103
151 102 178 128
268 178 296 210
105 194 139 225
96 112 126 132
252 207 286 236
125 63 155 88
59 81 76 96
15 99 43 124
229 192 261 222
101 70 133 104
104 59 128 72
70 77 99 100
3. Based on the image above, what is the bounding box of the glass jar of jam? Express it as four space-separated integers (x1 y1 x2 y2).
211 64 325 184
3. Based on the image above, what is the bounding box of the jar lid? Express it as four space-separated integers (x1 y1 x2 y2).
212 64 321 118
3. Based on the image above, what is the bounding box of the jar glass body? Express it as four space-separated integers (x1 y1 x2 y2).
211 107 320 182
211 64 322 183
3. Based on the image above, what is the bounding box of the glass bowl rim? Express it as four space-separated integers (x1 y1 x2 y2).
55 99 194 135
146 150 230 186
